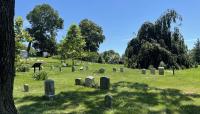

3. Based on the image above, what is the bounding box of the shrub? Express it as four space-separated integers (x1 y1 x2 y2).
32 71 48 80
16 64 30 72
99 68 105 73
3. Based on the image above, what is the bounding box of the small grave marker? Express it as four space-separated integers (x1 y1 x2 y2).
113 68 117 72
44 79 55 99
158 67 164 75
150 68 156 75
105 95 112 108
142 69 146 74
100 77 110 90
23 84 29 92
75 78 82 85
85 76 95 87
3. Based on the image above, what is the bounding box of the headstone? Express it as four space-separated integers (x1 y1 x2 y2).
43 52 48 57
150 68 156 75
85 76 95 87
113 68 117 72
100 77 110 90
44 79 55 98
23 84 29 92
142 69 146 74
158 67 164 75
20 50 28 58
120 67 124 72
75 78 82 85
105 95 112 108
99 68 105 73
72 66 76 72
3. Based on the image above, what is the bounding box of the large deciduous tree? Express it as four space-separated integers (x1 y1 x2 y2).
79 19 105 52
192 38 200 64
0 0 17 113
27 4 63 55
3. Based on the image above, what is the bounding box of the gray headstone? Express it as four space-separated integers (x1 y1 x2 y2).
105 95 112 108
20 50 28 58
150 68 156 75
23 84 29 92
72 66 76 72
113 68 117 72
120 67 124 72
85 76 95 87
75 78 82 85
100 77 110 90
43 52 48 57
158 67 164 75
142 69 146 74
44 79 55 98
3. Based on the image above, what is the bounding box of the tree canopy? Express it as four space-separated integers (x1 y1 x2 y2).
125 9 191 69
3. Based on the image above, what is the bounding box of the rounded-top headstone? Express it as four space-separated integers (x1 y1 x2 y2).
113 68 117 72
75 78 82 85
142 69 146 74
44 79 55 97
150 68 156 75
100 76 110 90
158 67 164 75
85 76 95 87
23 84 29 92
105 95 112 108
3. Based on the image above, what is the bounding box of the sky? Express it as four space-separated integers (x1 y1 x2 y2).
16 0 200 55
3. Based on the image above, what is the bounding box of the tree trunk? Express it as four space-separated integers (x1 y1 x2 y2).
26 41 32 57
0 0 17 113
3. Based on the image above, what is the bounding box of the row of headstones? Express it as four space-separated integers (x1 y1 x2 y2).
50 65 89 72
141 67 165 75
23 78 112 108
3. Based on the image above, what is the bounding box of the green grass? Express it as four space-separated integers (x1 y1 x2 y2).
14 57 200 114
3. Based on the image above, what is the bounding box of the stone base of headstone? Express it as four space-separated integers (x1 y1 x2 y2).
75 78 82 85
100 77 110 90
158 67 164 75
142 69 146 74
105 95 112 108
120 68 124 72
23 84 29 92
85 76 95 87
44 79 55 98
150 68 156 75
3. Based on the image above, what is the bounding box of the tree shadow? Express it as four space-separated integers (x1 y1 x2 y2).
16 81 200 114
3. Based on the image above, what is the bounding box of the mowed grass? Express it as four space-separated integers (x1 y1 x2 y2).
14 57 200 114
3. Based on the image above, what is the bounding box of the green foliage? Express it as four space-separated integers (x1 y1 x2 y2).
59 24 86 63
32 71 48 80
125 10 191 69
192 38 200 64
79 19 105 52
82 51 99 62
101 50 120 64
97 56 105 64
98 68 105 73
16 64 30 72
27 4 63 55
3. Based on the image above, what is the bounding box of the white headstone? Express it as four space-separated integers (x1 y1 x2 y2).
85 76 95 87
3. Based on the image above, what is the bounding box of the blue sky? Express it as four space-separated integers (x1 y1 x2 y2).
16 0 200 55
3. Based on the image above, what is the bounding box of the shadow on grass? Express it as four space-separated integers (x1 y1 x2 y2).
16 82 200 114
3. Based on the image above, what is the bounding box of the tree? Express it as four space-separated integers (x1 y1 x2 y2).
60 24 86 65
14 16 33 58
193 38 200 64
0 0 17 113
27 4 63 55
102 50 120 64
79 19 105 52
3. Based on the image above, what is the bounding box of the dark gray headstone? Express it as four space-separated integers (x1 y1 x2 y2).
44 79 55 98
23 84 29 92
120 67 124 72
150 68 156 75
105 95 112 108
72 66 76 72
85 76 95 87
75 78 82 85
158 67 164 75
142 69 146 74
100 77 110 90
113 68 117 72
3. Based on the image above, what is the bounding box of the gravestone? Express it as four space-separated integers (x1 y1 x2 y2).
158 67 164 75
105 95 112 108
23 84 29 92
20 50 28 59
113 68 117 72
150 68 156 75
43 52 48 57
120 67 124 72
100 77 110 90
72 66 76 72
75 78 82 85
142 69 146 74
85 76 95 87
99 68 105 73
44 79 55 98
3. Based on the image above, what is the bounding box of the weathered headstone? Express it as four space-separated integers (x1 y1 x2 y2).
120 67 124 72
44 79 55 98
85 76 95 87
75 78 82 85
158 67 164 75
105 95 112 108
100 77 110 90
150 68 156 75
142 69 146 74
113 68 117 72
99 68 105 73
72 66 76 72
23 84 29 92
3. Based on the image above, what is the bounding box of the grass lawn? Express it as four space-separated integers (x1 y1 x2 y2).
14 57 200 114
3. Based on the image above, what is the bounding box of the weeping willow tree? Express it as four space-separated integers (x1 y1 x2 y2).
125 9 191 69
